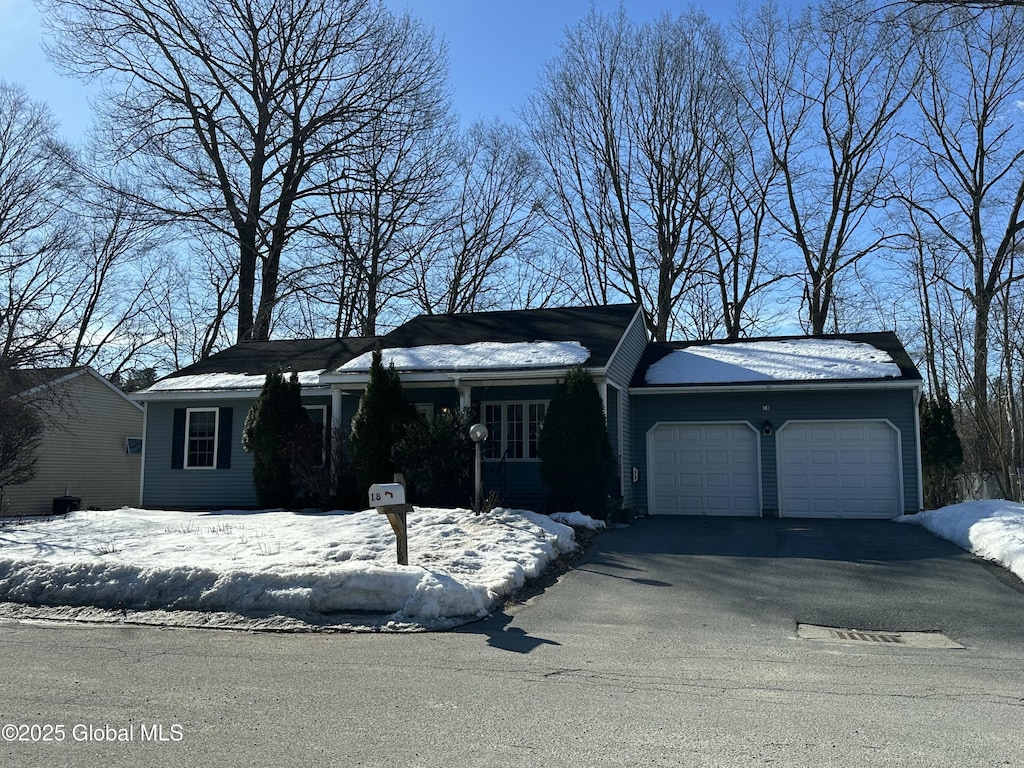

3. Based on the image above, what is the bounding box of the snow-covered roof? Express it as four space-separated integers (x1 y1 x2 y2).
146 370 324 392
644 338 902 386
336 341 591 373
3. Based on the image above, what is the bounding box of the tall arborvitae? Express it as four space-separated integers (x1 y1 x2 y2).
920 393 964 509
349 350 418 497
538 366 614 518
242 368 310 508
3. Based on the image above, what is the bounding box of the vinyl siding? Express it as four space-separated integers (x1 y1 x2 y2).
605 310 647 508
142 393 333 509
2 372 143 516
630 388 920 515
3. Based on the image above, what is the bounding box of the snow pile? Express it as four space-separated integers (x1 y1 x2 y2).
148 370 323 391
550 511 607 531
0 507 581 630
337 341 590 372
898 500 1024 582
646 339 900 385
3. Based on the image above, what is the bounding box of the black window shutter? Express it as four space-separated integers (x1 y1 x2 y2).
171 408 186 469
216 407 233 469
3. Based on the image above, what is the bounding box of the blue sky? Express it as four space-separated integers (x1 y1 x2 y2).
1 0 765 143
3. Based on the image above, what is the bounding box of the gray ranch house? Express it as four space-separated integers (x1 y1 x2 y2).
133 304 923 519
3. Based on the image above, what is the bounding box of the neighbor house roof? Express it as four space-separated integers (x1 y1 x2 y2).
1 367 85 395
1 366 143 410
631 332 922 390
141 337 378 395
326 303 642 377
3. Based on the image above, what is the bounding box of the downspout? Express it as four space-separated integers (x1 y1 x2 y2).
139 401 148 507
917 387 925 514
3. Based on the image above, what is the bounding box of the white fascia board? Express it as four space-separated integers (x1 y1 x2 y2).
84 367 146 412
132 385 332 402
604 306 648 381
629 379 922 396
322 366 606 389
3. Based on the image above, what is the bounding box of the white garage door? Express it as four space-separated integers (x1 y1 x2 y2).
648 422 760 516
778 420 901 519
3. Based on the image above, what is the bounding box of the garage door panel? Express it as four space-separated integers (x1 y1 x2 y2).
780 420 900 519
649 423 761 516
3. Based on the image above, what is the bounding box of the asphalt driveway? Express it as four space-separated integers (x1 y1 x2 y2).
504 515 1024 651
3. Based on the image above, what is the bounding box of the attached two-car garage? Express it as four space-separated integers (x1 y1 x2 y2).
632 334 922 519
647 419 903 519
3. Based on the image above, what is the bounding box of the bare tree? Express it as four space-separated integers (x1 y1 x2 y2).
42 0 447 343
0 395 42 492
0 81 80 368
413 119 550 316
300 31 454 337
735 0 919 334
901 4 1024 407
896 4 1024 495
524 9 735 341
696 74 792 339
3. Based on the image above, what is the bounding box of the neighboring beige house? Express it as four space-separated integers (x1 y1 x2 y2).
1 368 144 516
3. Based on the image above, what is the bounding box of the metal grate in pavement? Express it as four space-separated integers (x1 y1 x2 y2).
797 623 964 648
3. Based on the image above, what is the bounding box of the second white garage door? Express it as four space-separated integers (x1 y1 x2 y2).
648 422 760 516
778 420 901 519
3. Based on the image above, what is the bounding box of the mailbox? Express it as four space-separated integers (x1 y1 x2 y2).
368 483 406 507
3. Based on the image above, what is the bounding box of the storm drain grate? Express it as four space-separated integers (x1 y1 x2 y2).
829 629 904 644
797 623 964 648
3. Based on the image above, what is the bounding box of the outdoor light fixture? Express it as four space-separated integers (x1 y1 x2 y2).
762 420 773 436
469 423 489 514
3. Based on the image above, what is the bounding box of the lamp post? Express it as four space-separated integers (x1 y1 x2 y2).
469 423 488 514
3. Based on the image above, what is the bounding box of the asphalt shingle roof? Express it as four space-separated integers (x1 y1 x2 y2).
161 337 378 382
368 303 641 371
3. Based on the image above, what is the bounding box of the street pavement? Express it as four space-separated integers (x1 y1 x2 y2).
2 516 1023 767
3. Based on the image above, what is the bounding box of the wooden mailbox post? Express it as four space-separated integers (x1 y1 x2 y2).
370 475 411 565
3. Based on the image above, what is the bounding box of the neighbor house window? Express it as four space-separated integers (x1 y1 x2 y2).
482 401 546 460
185 408 218 469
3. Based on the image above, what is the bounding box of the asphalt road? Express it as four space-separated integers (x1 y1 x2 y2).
2 517 1023 767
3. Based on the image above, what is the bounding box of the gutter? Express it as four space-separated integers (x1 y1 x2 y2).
629 379 922 395
132 385 333 402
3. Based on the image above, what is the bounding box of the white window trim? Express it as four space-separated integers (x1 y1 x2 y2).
184 407 219 470
482 400 548 462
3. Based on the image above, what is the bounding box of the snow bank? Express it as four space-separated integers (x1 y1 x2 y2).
549 511 606 531
897 500 1024 582
0 507 579 629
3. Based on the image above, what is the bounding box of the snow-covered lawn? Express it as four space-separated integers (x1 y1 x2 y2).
0 507 599 632
2 500 1018 634
898 500 1024 582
